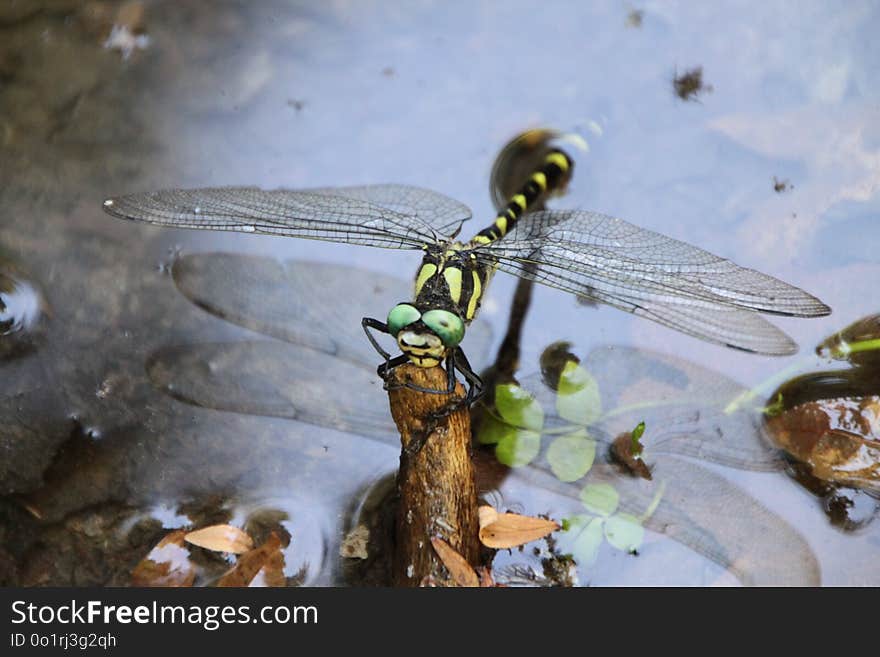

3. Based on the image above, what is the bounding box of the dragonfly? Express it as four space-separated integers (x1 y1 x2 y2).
103 148 830 403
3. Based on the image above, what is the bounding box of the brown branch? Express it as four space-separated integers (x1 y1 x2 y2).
387 363 480 586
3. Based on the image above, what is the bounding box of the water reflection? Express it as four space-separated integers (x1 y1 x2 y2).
762 313 880 529
1 0 878 586
0 258 47 358
145 251 825 584
477 343 822 585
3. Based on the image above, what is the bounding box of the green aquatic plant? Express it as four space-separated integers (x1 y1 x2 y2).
629 420 646 458
559 482 666 566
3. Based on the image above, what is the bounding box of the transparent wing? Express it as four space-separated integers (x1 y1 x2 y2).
103 184 472 248
147 341 400 443
483 344 817 584
476 209 830 355
170 253 494 368
524 345 784 471
507 457 819 585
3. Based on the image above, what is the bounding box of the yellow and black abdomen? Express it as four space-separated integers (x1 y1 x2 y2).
409 148 573 326
470 149 573 246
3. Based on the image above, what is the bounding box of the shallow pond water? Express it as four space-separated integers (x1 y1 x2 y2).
1 0 878 586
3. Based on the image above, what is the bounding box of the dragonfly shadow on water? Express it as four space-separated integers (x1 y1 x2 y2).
146 252 494 442
147 252 820 585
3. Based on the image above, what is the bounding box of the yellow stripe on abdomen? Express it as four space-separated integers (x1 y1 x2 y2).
414 263 437 297
466 269 483 320
443 267 463 304
469 148 573 247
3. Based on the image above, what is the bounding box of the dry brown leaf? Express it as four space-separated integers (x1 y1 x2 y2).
131 530 196 587
476 566 497 588
184 524 254 554
217 532 286 587
478 505 499 529
430 537 479 587
479 512 560 549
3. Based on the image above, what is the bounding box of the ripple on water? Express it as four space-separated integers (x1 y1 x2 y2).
0 262 47 355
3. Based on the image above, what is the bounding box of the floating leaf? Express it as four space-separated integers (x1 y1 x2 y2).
579 483 619 517
563 514 605 566
430 537 478 587
131 530 196 587
479 512 559 549
476 412 514 445
495 383 544 431
478 505 499 529
604 513 645 553
547 429 596 482
496 428 541 467
184 524 254 554
556 361 601 425
217 532 286 587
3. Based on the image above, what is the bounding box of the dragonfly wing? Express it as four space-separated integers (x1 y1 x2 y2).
170 253 495 369
582 346 783 470
103 184 471 249
508 457 818 585
307 184 472 239
523 345 783 471
479 209 829 354
146 340 399 443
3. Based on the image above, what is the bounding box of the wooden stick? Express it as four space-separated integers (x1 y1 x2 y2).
387 363 480 586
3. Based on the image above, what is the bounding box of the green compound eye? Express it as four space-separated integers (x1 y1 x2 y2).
421 309 465 347
387 303 421 336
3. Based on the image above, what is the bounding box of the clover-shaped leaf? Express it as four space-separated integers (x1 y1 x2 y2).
495 428 541 467
555 361 601 425
495 383 544 431
547 429 596 482
579 483 619 517
476 412 511 445
560 514 605 566
603 513 644 553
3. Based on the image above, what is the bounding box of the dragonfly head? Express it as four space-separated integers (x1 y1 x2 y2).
387 303 465 368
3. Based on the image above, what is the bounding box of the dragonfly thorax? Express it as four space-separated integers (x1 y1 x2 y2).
413 243 495 324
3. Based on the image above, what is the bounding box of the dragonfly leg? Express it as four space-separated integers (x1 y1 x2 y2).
453 347 484 405
378 353 409 380
380 352 465 399
363 316 397 382
362 317 393 360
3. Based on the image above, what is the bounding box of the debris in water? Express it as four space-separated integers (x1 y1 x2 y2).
102 2 149 59
339 524 370 559
478 505 560 549
430 537 479 587
217 532 286 587
773 176 793 193
673 66 713 102
184 524 254 554
626 9 644 28
131 530 196 587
